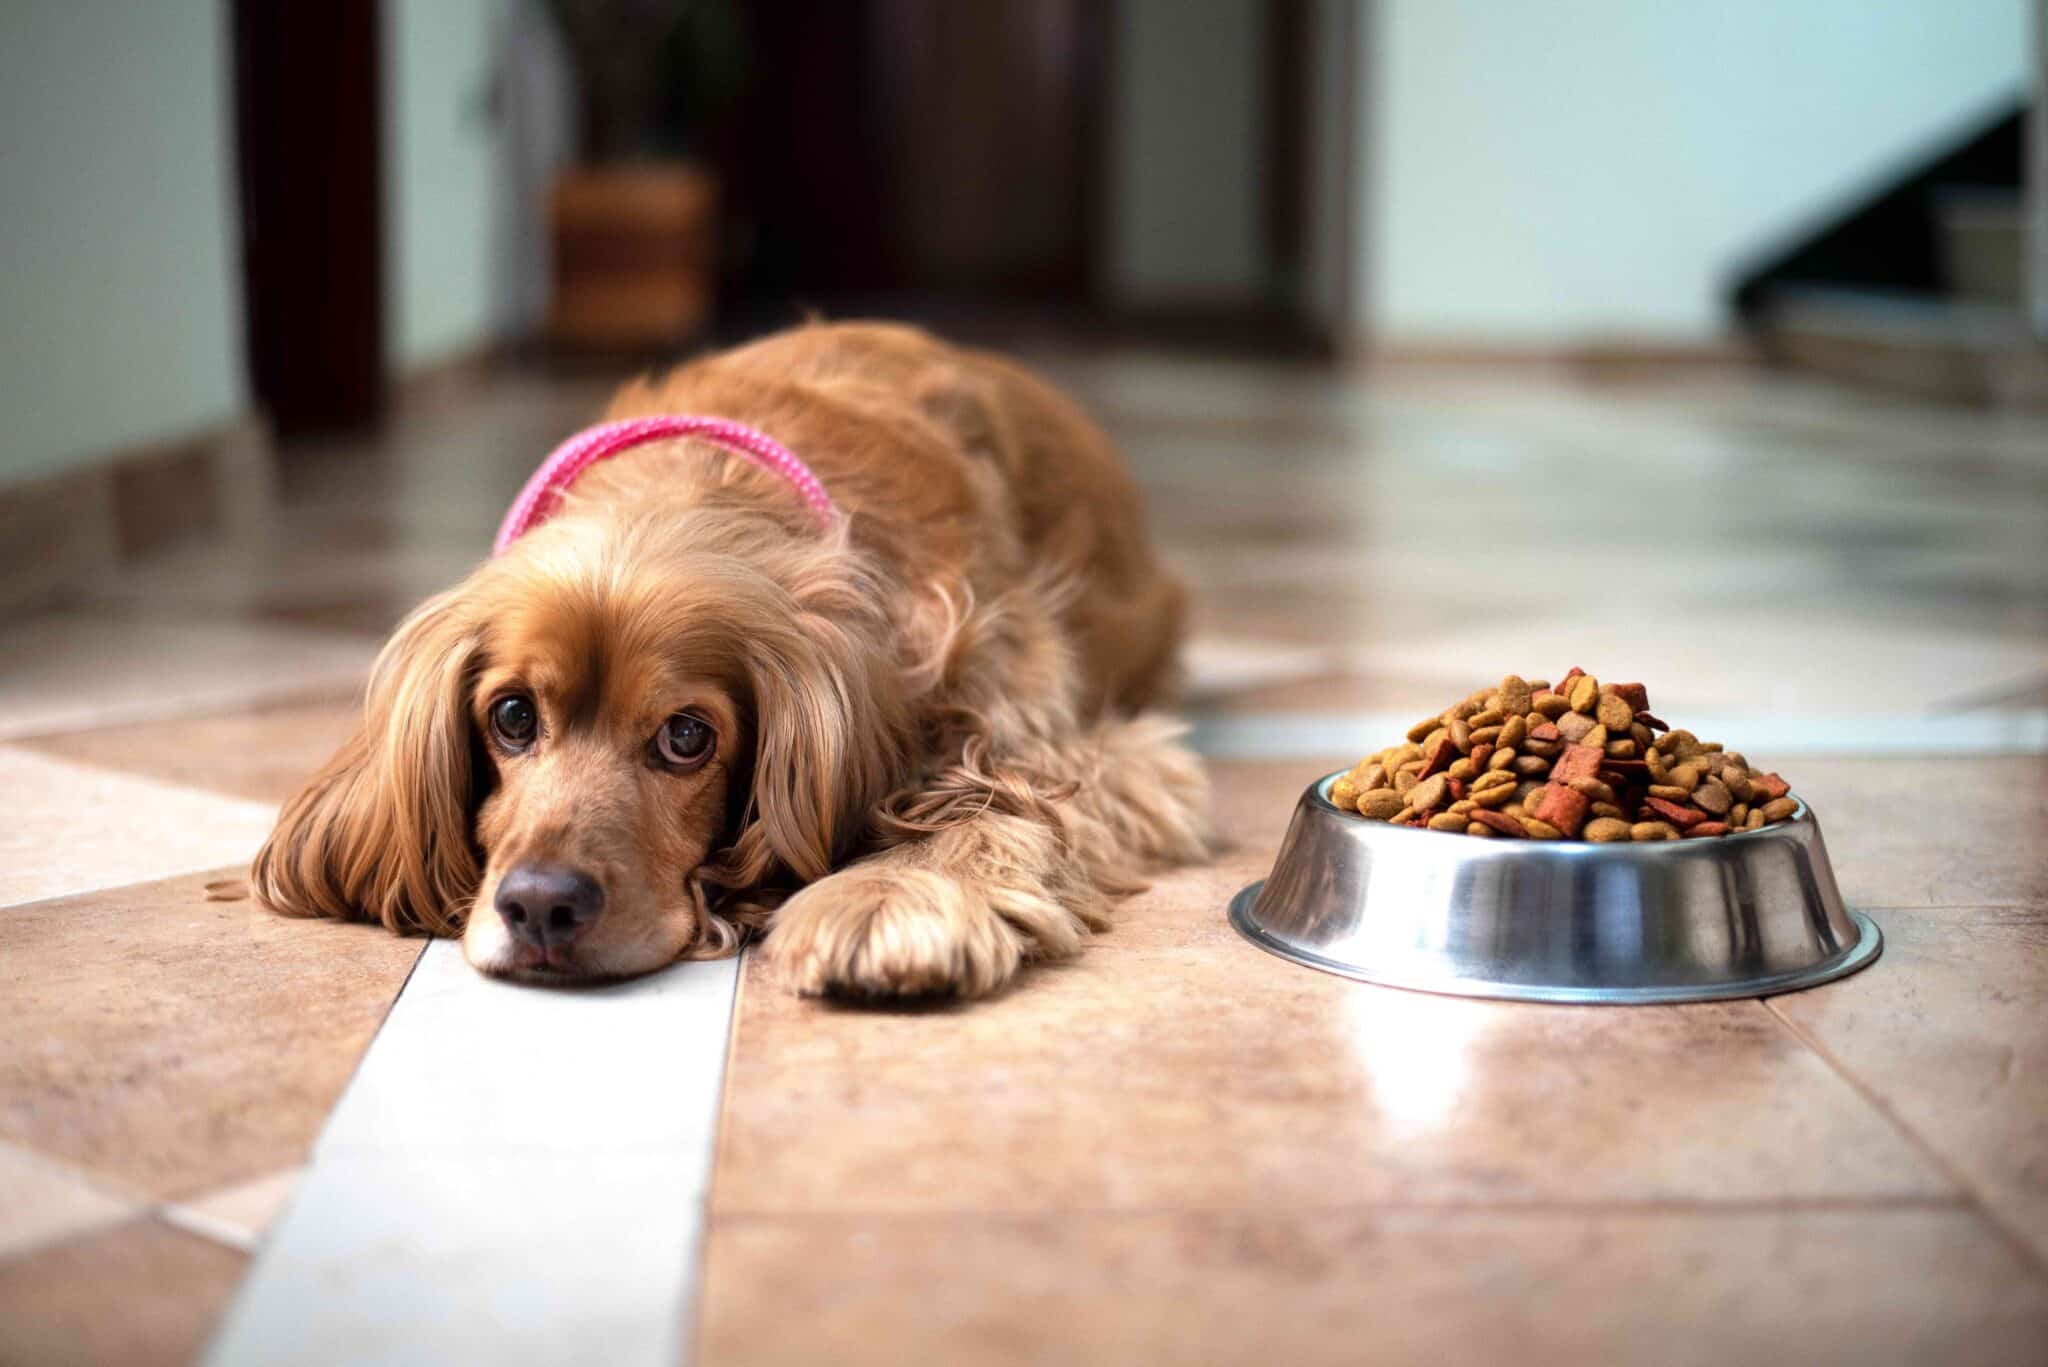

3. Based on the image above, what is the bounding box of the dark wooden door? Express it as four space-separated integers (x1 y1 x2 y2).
715 0 1106 305
232 0 385 436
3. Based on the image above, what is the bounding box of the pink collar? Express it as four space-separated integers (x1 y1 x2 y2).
493 415 838 554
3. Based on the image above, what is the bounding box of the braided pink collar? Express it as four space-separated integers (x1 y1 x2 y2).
493 416 838 554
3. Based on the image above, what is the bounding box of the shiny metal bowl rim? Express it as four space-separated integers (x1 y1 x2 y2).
1228 770 1883 1005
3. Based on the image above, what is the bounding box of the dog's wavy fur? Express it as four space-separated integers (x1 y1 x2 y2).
252 321 1209 997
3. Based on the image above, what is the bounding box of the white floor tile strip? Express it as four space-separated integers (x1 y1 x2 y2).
1187 710 2048 761
205 940 742 1367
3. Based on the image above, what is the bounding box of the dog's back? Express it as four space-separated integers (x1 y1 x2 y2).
602 321 1186 714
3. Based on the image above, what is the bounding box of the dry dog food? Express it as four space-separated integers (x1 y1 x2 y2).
1329 671 1796 842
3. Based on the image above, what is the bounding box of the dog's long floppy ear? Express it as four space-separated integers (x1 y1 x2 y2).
252 588 485 935
703 577 914 900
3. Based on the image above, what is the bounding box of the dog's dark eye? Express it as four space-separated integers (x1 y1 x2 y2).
654 712 716 770
490 694 538 750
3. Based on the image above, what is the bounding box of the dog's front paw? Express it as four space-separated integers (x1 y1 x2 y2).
767 865 1032 1001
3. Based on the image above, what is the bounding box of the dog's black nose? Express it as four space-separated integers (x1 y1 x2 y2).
495 864 605 947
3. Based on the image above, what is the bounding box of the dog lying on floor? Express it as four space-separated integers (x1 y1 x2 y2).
253 322 1209 997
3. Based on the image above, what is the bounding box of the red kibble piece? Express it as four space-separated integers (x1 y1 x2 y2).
1530 782 1589 837
1528 722 1561 742
1684 821 1731 837
1645 796 1706 829
1418 735 1456 778
1447 777 1467 800
1756 772 1791 800
1610 682 1649 712
1551 743 1604 785
1635 711 1669 732
1470 808 1528 838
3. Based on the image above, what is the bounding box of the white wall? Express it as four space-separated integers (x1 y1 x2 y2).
1110 0 1268 307
0 1 245 484
384 0 511 369
1366 0 2032 346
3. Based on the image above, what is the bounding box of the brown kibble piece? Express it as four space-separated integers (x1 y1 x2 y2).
1427 812 1469 832
1761 797 1798 822
1407 773 1449 813
1555 711 1596 743
1566 776 1618 804
1497 674 1534 717
1330 776 1360 811
1691 778 1733 815
1596 692 1633 731
1630 821 1681 841
1568 675 1599 714
1355 788 1406 820
1583 817 1632 843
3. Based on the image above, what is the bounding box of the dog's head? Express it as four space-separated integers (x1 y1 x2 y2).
252 506 910 981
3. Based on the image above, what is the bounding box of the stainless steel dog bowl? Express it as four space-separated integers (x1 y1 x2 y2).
1230 772 1881 1004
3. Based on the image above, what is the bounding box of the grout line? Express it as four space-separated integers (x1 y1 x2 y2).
155 1204 258 1255
702 1194 1973 1222
686 945 753 1364
1761 998 2048 1286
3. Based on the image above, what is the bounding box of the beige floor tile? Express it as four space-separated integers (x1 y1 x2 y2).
1770 905 2048 1269
0 1140 135 1259
713 852 1946 1217
0 1216 247 1367
17 698 360 804
0 869 423 1200
0 748 281 907
0 612 376 741
160 1168 304 1252
1768 757 2048 909
697 1206 2048 1367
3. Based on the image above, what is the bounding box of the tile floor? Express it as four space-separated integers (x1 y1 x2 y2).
1 349 2045 1365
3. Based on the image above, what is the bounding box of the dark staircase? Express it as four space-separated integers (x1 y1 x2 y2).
1730 102 2044 407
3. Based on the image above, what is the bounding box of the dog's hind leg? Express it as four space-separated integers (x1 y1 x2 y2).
764 714 1210 1000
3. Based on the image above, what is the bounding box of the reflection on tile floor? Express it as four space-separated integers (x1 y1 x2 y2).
699 1207 2048 1367
1 351 2045 1362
